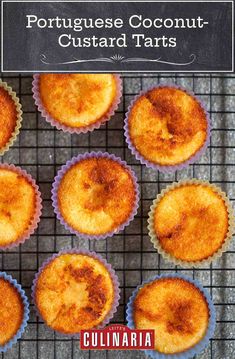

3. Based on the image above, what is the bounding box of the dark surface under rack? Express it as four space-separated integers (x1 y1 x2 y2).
0 73 234 359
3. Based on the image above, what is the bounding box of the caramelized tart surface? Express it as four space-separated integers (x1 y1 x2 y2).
0 168 36 246
39 74 118 128
0 278 24 345
0 87 18 149
134 277 209 354
128 87 207 166
154 184 229 262
35 254 114 333
57 157 136 235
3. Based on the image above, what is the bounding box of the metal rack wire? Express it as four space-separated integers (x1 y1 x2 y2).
0 73 234 359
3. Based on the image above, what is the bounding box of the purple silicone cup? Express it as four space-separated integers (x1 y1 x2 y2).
51 151 140 240
124 84 211 173
126 273 216 359
32 74 122 134
0 163 42 250
31 247 120 338
0 271 30 352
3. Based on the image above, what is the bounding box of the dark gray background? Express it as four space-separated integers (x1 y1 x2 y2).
1 1 233 72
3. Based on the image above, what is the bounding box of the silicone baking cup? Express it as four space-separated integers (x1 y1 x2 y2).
126 273 216 359
0 272 29 352
0 163 42 250
0 80 23 156
32 74 122 134
124 84 211 173
32 248 120 337
148 179 235 268
52 151 140 240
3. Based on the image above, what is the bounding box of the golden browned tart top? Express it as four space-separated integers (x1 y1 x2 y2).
134 277 209 354
35 253 115 333
39 74 118 128
57 157 136 235
0 168 36 246
154 183 229 262
0 87 18 150
0 278 24 345
128 87 208 166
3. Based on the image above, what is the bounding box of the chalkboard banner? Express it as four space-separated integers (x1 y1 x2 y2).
1 1 234 72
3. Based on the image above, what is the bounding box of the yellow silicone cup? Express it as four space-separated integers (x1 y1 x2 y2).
0 80 23 156
148 179 235 268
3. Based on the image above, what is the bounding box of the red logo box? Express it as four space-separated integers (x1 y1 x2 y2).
80 324 154 350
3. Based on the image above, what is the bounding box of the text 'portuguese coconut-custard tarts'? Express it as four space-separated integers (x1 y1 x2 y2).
124 85 210 173
148 179 234 267
0 164 42 249
0 272 29 352
0 80 22 156
32 249 120 335
127 273 216 359
52 152 139 240
32 74 122 133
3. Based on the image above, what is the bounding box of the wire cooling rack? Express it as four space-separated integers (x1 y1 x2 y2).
0 73 234 359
